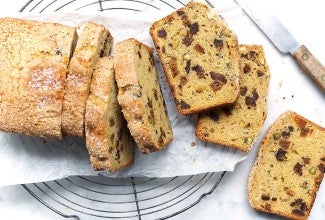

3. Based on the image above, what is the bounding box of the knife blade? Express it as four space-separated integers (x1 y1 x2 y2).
234 0 325 92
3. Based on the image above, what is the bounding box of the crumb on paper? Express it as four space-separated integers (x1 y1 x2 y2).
278 80 283 88
191 142 196 147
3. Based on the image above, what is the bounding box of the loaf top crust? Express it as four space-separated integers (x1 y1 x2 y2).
0 17 77 139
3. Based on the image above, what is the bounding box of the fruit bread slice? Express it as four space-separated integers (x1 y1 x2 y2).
62 22 113 138
196 45 271 152
85 57 134 171
248 111 325 220
0 17 77 139
114 38 173 153
150 0 240 115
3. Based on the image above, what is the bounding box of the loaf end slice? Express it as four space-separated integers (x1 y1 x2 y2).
248 111 325 220
85 57 134 172
196 45 270 152
62 22 113 138
114 38 173 153
0 17 77 139
150 0 240 114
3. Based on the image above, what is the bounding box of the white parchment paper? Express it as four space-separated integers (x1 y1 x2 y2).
0 13 248 187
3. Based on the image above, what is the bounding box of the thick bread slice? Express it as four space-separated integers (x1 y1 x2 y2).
196 45 270 152
248 111 325 220
85 57 134 171
150 0 240 115
0 17 77 139
114 38 173 153
62 22 113 138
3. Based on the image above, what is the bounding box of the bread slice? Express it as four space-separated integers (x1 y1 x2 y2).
150 0 240 115
62 22 113 138
248 111 325 220
85 57 134 171
196 45 270 152
114 38 173 153
0 17 77 139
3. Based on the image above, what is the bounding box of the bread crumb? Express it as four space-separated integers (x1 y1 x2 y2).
191 142 196 147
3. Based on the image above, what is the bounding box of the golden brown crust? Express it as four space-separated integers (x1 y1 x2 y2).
85 57 134 172
195 45 270 152
150 1 240 115
248 111 325 220
0 17 77 139
115 38 173 153
62 22 113 138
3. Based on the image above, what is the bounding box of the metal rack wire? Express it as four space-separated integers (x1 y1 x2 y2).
19 0 226 219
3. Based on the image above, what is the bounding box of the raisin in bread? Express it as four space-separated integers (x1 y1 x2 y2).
196 45 270 152
0 17 77 139
248 111 325 220
150 0 240 115
85 57 134 171
62 22 113 138
114 38 173 153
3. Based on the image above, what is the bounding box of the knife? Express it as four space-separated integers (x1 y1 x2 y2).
233 0 325 92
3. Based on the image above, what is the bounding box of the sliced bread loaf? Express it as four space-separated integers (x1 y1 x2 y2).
114 38 173 153
248 111 325 219
196 45 270 152
150 0 240 114
85 57 134 171
0 17 77 139
62 22 113 138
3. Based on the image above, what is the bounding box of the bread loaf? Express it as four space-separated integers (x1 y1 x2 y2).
0 17 77 139
248 111 325 219
196 45 270 152
114 38 173 153
150 0 240 114
62 22 113 138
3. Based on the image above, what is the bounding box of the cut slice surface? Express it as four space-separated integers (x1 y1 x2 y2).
196 45 271 152
248 111 325 220
150 0 240 114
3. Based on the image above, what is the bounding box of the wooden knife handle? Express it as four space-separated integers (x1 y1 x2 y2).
293 45 325 92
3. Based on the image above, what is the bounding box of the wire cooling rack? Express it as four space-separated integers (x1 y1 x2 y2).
19 0 226 219
22 173 226 219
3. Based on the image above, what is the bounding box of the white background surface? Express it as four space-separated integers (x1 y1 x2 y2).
0 0 324 219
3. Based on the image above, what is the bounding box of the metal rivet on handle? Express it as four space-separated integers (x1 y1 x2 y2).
302 54 309 60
